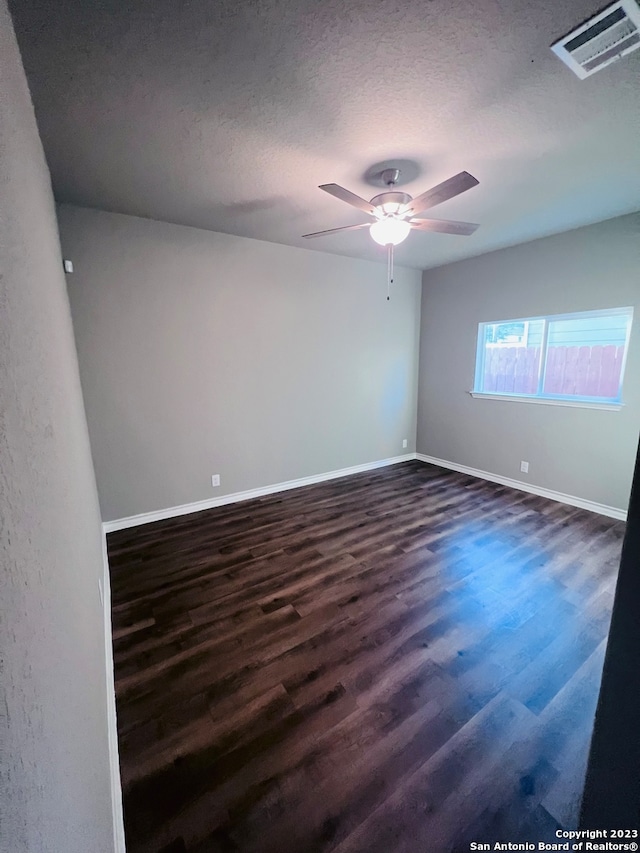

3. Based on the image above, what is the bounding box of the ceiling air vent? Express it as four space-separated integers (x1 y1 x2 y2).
551 0 640 77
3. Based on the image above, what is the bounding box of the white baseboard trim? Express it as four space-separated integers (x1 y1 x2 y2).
100 532 126 853
415 453 627 521
103 454 416 533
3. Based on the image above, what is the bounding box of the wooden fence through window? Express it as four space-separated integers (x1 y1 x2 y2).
482 344 624 397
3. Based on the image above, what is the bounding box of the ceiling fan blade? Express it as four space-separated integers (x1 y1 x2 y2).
302 222 372 239
410 218 480 236
319 184 379 217
400 171 479 217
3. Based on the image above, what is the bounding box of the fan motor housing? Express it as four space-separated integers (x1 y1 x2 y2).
369 191 412 215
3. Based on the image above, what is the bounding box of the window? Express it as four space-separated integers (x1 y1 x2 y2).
473 307 633 408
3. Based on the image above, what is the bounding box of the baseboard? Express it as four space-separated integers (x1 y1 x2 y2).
103 454 416 533
100 532 126 853
415 453 628 521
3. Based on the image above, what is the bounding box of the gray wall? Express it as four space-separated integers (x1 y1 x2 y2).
417 213 640 512
58 206 422 522
0 4 115 851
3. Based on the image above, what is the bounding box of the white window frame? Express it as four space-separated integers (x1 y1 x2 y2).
471 306 633 410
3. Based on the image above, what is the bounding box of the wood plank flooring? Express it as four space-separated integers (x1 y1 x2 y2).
107 461 625 853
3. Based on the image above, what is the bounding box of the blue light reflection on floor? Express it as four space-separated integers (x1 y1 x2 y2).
429 518 565 637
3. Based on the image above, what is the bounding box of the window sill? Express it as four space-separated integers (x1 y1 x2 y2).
469 392 623 411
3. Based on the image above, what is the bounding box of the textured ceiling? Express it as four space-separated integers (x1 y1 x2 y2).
10 0 640 270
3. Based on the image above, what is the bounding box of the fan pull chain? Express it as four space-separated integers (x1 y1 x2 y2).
386 243 394 300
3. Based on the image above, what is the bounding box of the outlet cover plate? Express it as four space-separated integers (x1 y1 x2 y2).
211 474 221 487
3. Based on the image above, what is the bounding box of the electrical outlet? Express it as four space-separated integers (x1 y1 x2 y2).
520 461 529 474
211 474 221 488
402 439 408 449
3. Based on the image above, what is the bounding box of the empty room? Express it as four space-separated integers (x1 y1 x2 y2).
2 0 640 852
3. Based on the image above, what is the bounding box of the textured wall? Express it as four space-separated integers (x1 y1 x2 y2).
0 4 115 851
58 205 422 522
417 213 640 512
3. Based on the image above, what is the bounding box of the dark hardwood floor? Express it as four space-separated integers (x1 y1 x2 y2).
107 461 625 853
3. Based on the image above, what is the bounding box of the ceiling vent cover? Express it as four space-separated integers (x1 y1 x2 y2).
551 0 640 77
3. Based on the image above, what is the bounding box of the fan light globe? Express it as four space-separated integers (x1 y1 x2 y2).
369 218 411 246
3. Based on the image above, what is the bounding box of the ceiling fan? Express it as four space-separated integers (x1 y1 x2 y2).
302 168 480 299
302 168 480 247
